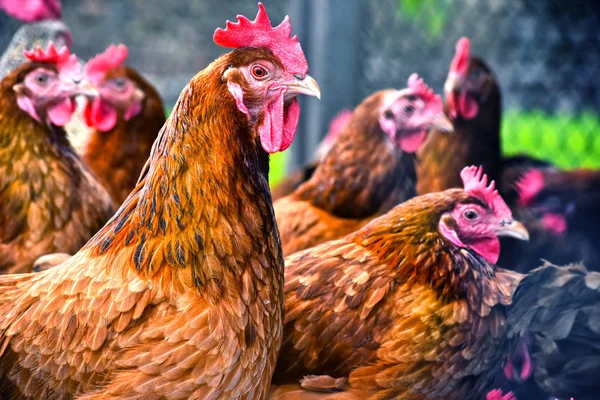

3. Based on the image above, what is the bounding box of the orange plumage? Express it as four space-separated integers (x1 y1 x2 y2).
0 4 321 397
0 52 283 400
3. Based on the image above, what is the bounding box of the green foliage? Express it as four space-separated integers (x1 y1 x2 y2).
396 0 451 40
502 110 600 169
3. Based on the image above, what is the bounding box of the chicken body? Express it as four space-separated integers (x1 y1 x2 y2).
506 262 600 400
273 189 524 400
0 61 115 274
416 57 501 195
0 50 288 399
82 65 165 205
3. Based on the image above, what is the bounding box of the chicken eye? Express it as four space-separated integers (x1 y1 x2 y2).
464 210 479 221
111 78 128 91
252 65 268 79
403 105 415 115
35 73 49 85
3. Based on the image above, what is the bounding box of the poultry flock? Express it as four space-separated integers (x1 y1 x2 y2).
0 1 598 399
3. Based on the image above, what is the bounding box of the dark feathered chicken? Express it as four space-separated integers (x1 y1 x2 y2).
417 37 502 195
506 262 600 400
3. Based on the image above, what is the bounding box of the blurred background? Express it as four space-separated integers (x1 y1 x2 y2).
1 0 599 184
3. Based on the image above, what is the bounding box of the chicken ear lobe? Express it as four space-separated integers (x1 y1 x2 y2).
16 95 41 122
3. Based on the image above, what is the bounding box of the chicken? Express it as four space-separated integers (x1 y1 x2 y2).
271 109 351 201
271 166 529 399
0 43 114 274
0 4 320 398
417 37 502 195
414 37 596 275
81 44 166 205
275 74 453 255
505 262 600 400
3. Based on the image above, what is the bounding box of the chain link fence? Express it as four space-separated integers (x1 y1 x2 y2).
1 0 599 174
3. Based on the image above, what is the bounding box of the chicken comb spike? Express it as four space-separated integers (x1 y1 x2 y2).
407 73 439 104
515 169 545 207
23 41 80 75
449 37 470 77
213 2 308 75
84 44 128 85
461 166 511 216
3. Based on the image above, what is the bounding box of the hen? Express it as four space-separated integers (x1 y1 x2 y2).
505 261 600 400
417 37 502 195
271 166 529 399
271 109 351 201
275 74 452 255
81 44 166 205
0 4 319 399
0 43 114 274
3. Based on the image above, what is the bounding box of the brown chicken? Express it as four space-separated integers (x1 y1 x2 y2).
275 74 453 255
0 4 320 398
271 166 530 399
271 109 351 201
81 44 166 205
417 37 502 194
0 43 114 274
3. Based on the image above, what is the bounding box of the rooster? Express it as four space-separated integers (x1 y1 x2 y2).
271 166 529 399
81 44 166 205
0 42 114 274
271 109 351 201
0 4 320 399
275 74 453 255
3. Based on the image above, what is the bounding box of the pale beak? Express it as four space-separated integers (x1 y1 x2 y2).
74 79 99 99
286 74 321 100
495 220 529 241
430 112 454 133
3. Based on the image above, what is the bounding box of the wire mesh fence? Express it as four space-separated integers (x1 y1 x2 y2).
1 0 598 175
357 0 600 170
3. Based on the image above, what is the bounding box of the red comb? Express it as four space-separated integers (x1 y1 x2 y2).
461 166 511 216
449 37 470 78
213 2 308 75
23 42 80 75
407 73 440 104
516 169 545 207
84 44 128 85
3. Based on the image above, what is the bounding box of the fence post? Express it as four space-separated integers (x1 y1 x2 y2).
286 0 365 170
